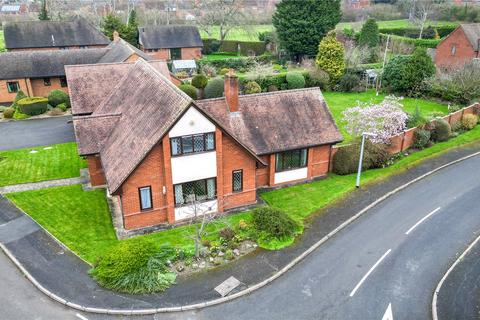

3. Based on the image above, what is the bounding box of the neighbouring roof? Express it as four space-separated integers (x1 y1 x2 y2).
196 88 343 155
4 16 110 49
0 38 152 81
93 61 192 193
138 25 203 49
66 60 172 116
460 24 480 50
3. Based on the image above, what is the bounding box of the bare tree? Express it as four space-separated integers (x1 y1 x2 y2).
194 0 247 44
408 0 436 39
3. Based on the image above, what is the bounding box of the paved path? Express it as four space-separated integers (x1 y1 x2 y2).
0 176 87 194
436 235 480 320
1 145 480 319
0 116 74 151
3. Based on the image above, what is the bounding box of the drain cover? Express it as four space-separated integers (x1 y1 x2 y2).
214 276 241 297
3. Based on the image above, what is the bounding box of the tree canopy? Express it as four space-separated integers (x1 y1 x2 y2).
358 18 379 48
38 0 50 21
272 0 341 58
101 12 138 47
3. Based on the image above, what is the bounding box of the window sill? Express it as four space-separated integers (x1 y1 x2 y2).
275 165 308 173
171 150 216 158
174 197 217 208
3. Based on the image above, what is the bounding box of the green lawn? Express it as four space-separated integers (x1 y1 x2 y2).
0 142 86 187
204 53 244 61
337 19 457 31
8 125 480 262
0 30 4 52
200 25 274 41
323 91 449 143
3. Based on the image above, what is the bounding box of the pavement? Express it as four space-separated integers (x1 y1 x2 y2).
436 233 480 320
0 116 75 151
0 175 87 194
2 143 480 319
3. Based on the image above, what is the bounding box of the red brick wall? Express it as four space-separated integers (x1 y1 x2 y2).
30 77 68 97
221 134 257 210
310 145 331 177
86 155 106 186
255 155 270 188
120 143 169 230
141 47 170 60
436 27 477 69
0 78 32 103
141 47 202 60
181 47 202 59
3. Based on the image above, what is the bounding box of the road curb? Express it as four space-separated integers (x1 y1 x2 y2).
2 150 480 315
431 230 480 320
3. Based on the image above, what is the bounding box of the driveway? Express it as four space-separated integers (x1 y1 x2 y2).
0 116 75 151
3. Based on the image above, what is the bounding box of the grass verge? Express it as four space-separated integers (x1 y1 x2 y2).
0 142 86 187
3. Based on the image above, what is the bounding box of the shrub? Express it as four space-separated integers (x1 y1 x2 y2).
48 107 64 116
48 89 70 108
338 73 360 92
462 114 478 130
219 227 236 241
286 72 305 89
384 47 435 94
252 207 299 240
423 26 436 39
201 64 217 77
306 68 330 90
179 84 197 99
358 18 379 48
3 107 15 118
204 77 224 98
406 106 427 128
430 119 451 142
413 129 431 149
57 103 68 112
16 97 48 116
0 106 6 113
332 141 390 175
267 84 278 92
13 110 30 120
316 31 345 82
243 81 261 94
191 74 208 89
219 68 230 76
175 71 188 79
90 241 177 294
14 90 27 103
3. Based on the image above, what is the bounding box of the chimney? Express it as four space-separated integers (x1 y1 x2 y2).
113 30 120 42
224 69 239 113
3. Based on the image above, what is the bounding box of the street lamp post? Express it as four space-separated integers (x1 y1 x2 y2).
356 132 375 188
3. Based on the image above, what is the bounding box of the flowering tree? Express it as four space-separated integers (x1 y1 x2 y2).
342 96 408 144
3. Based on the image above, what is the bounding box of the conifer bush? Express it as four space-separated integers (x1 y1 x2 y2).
316 31 345 82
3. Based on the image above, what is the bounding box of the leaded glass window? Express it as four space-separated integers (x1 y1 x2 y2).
275 149 308 172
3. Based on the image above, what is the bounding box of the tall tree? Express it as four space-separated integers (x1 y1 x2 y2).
358 18 379 48
101 13 124 40
273 0 341 59
38 0 50 21
194 0 247 45
124 9 139 46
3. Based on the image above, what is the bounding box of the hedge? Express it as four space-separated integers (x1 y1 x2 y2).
378 24 457 38
239 70 310 92
203 39 266 56
380 34 442 48
16 97 48 116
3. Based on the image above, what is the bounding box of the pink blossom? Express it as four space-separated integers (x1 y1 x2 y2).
342 96 408 144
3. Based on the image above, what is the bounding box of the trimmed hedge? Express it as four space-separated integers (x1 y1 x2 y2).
378 24 457 38
332 141 390 175
16 97 48 116
191 74 208 89
179 84 198 99
204 77 224 98
203 39 266 56
381 34 441 48
286 72 305 89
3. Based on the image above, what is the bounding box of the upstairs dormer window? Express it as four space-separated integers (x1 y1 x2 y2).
171 132 215 156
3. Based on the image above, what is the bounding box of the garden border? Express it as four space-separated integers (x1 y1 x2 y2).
2 149 480 315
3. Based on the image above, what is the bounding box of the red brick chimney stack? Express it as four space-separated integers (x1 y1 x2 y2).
224 69 239 113
113 30 120 42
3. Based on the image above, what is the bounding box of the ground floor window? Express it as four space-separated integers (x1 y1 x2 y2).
43 78 51 86
232 170 243 192
275 148 308 172
6 81 19 93
174 177 216 206
170 47 182 60
138 186 153 210
60 77 67 87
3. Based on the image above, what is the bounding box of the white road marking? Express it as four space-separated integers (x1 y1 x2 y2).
349 249 392 297
382 303 393 320
75 313 89 320
405 207 441 235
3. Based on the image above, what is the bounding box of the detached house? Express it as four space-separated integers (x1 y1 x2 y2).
435 23 480 69
0 35 153 104
4 17 110 51
69 60 342 231
139 25 203 60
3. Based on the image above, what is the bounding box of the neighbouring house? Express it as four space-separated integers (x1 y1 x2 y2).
1 3 28 14
344 0 370 9
69 60 343 231
138 25 203 60
0 35 153 104
435 23 480 69
3 16 110 51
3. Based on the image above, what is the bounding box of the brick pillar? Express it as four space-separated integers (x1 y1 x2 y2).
269 154 276 186
162 136 175 223
215 128 224 212
307 148 314 179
